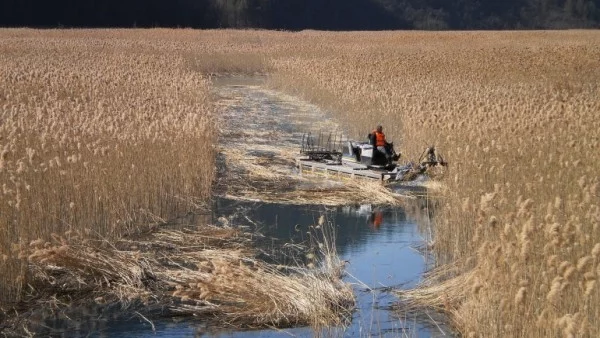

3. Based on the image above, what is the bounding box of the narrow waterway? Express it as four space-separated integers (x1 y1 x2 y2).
20 77 451 337
200 77 450 337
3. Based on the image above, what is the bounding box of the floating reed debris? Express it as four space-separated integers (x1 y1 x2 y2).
2 221 354 335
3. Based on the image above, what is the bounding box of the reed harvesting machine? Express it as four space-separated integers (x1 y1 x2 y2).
296 132 447 184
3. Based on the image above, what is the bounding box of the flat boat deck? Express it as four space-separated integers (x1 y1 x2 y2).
296 158 398 182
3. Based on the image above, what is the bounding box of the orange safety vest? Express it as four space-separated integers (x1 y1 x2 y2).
372 130 386 147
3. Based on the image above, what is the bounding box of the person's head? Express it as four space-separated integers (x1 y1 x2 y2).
376 125 383 132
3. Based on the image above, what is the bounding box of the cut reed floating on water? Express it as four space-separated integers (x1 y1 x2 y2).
8 223 353 334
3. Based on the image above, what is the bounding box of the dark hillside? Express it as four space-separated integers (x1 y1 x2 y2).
1 0 599 29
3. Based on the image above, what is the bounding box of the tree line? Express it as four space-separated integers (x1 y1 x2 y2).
1 0 599 30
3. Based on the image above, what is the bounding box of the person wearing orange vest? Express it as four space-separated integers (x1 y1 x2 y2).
370 125 392 165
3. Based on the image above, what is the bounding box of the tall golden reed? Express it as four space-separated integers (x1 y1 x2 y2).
0 29 217 302
2 29 599 337
261 30 600 337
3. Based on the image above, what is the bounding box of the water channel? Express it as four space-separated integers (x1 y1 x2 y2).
19 78 452 337
98 78 451 337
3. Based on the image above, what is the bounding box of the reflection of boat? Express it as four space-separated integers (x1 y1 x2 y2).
296 132 447 185
340 204 387 228
341 204 374 217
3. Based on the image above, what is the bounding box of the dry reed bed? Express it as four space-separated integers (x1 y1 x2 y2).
0 30 217 303
0 29 356 334
4 28 599 337
259 30 600 337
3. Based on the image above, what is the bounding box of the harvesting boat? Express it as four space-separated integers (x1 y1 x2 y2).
296 132 447 184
